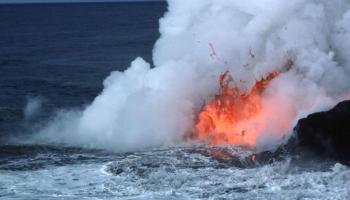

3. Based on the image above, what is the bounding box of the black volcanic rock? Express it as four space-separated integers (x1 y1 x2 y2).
295 100 350 164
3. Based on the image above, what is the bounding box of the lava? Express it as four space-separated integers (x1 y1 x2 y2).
194 70 280 147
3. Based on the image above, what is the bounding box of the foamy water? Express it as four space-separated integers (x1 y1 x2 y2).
1 145 349 199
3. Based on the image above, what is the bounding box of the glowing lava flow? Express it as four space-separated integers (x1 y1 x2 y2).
195 70 279 147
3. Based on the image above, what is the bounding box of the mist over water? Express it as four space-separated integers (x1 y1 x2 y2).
23 96 45 120
25 0 350 152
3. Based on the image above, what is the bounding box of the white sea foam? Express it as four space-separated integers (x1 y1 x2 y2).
1 149 349 199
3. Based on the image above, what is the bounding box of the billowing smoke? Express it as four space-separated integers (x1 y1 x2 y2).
30 0 350 152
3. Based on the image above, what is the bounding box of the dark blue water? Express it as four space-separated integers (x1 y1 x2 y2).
0 2 167 140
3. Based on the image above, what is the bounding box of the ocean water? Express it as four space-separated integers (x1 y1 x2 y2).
0 2 350 200
0 2 164 139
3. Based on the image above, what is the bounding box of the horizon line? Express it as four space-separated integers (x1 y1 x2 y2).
0 0 165 5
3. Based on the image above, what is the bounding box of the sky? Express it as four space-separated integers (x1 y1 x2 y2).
0 0 162 3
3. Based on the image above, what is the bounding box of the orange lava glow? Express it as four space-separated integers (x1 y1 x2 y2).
195 70 280 147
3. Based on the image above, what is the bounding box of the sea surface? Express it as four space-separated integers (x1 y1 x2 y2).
0 2 350 200
0 2 164 138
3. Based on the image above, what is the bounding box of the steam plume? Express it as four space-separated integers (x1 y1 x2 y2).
32 0 350 152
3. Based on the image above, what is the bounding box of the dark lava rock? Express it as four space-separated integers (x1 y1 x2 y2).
195 145 290 169
295 100 350 164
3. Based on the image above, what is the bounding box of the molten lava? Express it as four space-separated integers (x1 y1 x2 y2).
195 70 279 147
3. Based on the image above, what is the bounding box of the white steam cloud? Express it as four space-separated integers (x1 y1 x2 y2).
32 0 350 152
